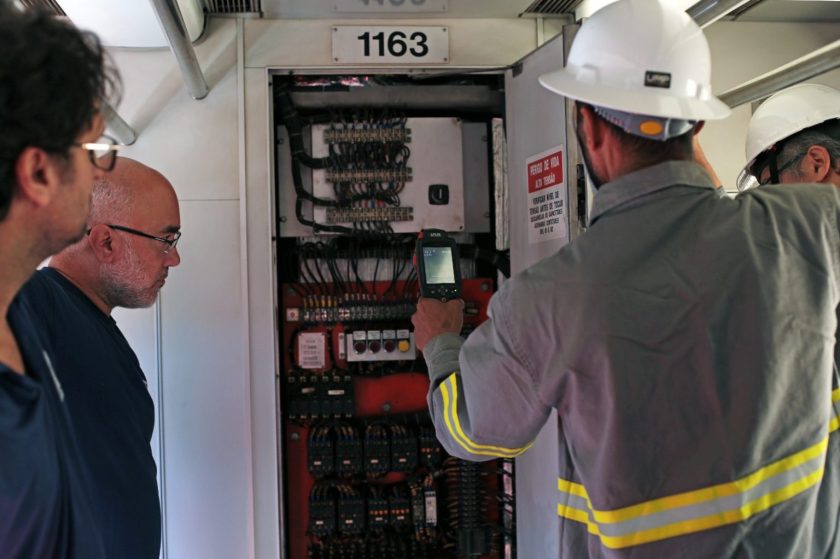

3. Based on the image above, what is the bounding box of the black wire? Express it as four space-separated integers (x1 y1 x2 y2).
311 243 331 294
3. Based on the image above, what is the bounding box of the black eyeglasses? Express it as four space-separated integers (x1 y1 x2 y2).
757 154 803 186
106 224 181 254
74 134 121 172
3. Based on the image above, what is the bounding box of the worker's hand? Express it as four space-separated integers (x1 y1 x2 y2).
411 297 465 351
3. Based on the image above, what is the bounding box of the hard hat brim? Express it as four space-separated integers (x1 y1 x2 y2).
539 69 731 122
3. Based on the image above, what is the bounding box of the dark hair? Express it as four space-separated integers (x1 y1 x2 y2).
577 102 694 167
0 4 121 219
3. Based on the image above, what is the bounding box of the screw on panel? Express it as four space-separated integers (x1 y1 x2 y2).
480 283 490 292
286 287 296 296
382 402 392 413
279 216 287 223
290 432 300 441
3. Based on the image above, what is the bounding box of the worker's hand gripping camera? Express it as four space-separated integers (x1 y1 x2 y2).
414 229 462 301
411 230 464 351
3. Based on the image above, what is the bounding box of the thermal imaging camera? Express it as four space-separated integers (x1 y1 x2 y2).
414 229 462 301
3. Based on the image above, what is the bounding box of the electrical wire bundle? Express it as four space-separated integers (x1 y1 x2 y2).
275 82 411 236
326 113 411 234
443 458 497 558
292 236 418 300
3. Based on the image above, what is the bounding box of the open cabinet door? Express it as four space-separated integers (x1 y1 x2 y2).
504 24 580 559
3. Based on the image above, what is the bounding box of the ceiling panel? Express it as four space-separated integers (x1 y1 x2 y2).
261 0 550 19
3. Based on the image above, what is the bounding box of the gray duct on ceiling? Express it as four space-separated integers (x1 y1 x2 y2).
101 101 137 146
718 39 840 107
149 0 209 100
687 0 755 27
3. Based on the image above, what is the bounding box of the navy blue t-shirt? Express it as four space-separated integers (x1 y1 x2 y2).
16 268 161 559
1 294 106 558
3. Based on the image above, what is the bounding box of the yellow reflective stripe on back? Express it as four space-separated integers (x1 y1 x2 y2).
439 373 532 458
593 465 825 549
557 425 834 549
557 478 588 499
588 435 827 524
557 504 597 530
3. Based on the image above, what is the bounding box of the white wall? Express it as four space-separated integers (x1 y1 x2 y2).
109 17 255 559
243 17 539 68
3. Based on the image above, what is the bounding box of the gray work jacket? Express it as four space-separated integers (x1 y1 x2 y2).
423 161 840 558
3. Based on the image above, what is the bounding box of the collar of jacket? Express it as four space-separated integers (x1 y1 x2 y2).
589 161 718 227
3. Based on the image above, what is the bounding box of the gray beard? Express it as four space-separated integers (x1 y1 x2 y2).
99 243 158 309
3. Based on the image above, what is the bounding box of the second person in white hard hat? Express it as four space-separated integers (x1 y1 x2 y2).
738 82 840 190
412 0 840 557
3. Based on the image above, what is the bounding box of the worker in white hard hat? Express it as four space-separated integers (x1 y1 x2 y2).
740 82 840 559
412 0 840 557
738 82 840 190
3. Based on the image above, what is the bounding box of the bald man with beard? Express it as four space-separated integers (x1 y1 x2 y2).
16 157 181 559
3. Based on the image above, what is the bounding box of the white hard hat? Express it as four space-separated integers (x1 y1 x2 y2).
538 0 730 122
742 83 840 174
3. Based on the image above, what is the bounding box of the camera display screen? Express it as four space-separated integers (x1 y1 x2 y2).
422 246 456 285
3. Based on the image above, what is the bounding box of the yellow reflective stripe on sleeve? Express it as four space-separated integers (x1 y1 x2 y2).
831 389 840 433
557 432 832 549
439 373 533 458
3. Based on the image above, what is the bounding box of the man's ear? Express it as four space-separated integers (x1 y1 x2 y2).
14 147 62 207
804 145 833 182
577 104 605 150
86 223 117 263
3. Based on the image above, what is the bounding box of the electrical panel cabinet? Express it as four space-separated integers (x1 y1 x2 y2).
273 73 518 559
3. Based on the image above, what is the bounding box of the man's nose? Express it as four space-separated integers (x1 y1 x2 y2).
165 245 181 267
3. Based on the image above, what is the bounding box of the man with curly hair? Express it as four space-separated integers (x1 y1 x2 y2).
0 3 120 557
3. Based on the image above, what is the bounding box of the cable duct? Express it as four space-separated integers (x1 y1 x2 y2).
718 39 840 107
687 0 756 27
149 0 209 100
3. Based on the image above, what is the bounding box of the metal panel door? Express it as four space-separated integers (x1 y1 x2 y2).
504 28 577 559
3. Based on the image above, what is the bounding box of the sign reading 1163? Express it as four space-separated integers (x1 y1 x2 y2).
332 26 449 64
